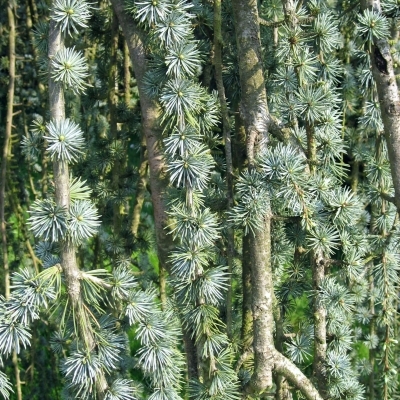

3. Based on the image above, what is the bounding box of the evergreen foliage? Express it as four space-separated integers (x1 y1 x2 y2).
0 0 400 399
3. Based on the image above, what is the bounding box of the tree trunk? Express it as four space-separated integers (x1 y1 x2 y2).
232 1 324 398
2 1 16 300
131 136 148 238
48 7 107 398
2 5 23 398
232 0 270 169
232 0 274 392
247 217 275 391
108 11 122 237
241 234 253 349
363 0 400 211
312 251 327 398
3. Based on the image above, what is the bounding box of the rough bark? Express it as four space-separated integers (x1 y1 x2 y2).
274 304 292 400
131 136 148 238
306 120 327 396
232 0 274 392
363 0 400 211
368 264 376 400
124 40 131 105
182 327 199 380
109 12 122 236
241 234 253 349
247 218 275 391
232 1 323 398
232 0 270 168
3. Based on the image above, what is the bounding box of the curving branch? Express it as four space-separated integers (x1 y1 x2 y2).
273 350 323 400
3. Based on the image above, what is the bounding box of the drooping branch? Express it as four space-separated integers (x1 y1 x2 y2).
110 0 173 272
110 0 198 378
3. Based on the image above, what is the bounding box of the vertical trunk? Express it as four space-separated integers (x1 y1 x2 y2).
305 122 317 174
247 217 275 391
109 12 122 237
2 2 16 300
2 6 23 397
274 302 292 400
241 234 253 349
306 118 327 396
110 0 173 271
131 136 148 238
12 351 22 400
368 265 375 400
232 0 270 168
48 8 107 398
182 328 199 380
232 2 324 399
312 251 327 397
124 40 131 105
232 0 274 392
351 160 360 192
362 0 400 212
213 0 235 338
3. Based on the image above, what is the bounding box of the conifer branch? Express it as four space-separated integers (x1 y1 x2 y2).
48 2 107 397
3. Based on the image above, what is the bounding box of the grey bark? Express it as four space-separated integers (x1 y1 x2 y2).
312 251 327 398
232 0 324 398
48 9 107 398
364 0 400 211
247 218 275 391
